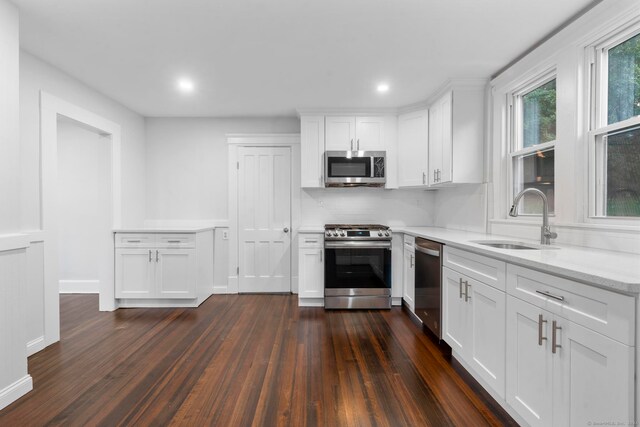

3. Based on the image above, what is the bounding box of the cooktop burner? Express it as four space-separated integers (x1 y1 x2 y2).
324 224 392 240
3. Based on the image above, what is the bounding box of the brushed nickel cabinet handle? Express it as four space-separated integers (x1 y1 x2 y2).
156 250 159 262
552 320 562 354
459 278 463 299
410 254 414 268
464 281 471 302
536 290 565 302
538 314 548 346
350 139 354 151
167 240 181 243
320 250 323 262
149 250 152 262
127 240 141 243
434 170 437 182
357 139 360 150
423 172 426 184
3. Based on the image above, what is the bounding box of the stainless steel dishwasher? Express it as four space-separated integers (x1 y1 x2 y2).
414 238 442 339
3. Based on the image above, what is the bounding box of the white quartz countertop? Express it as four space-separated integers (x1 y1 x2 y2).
395 226 640 294
113 226 217 233
298 226 325 233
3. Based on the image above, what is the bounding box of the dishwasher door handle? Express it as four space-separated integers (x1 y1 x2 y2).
414 246 440 257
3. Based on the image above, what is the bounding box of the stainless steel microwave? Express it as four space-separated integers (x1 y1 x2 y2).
324 151 386 187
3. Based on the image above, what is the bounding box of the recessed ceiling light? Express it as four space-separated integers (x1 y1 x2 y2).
377 83 389 93
177 78 195 93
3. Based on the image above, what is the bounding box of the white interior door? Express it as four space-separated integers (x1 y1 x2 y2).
238 146 292 293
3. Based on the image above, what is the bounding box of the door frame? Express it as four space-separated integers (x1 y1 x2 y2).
227 134 300 294
40 92 122 346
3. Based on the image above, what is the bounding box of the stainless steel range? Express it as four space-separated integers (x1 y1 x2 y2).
324 224 392 309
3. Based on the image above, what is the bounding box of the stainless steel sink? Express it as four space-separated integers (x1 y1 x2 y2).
470 240 559 250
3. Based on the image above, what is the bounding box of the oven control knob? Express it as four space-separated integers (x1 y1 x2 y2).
378 231 383 236
340 232 345 237
333 231 338 236
384 231 390 236
325 231 331 237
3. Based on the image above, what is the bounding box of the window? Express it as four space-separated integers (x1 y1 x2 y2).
591 28 640 218
510 75 557 215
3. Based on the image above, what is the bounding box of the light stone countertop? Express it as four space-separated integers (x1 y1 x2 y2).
113 226 217 233
395 226 640 294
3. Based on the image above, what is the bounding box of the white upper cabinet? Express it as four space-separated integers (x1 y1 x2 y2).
355 117 386 150
398 109 429 187
428 81 485 186
325 116 356 151
300 116 325 188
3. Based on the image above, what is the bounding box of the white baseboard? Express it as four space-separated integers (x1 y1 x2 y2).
0 375 33 411
26 336 45 356
392 297 402 306
59 279 99 294
298 298 324 307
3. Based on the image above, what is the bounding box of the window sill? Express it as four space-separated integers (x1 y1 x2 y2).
490 218 640 234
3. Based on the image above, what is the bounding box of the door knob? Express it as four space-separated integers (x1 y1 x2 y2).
283 227 289 233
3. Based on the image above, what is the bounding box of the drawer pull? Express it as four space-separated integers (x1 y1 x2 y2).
167 240 182 243
156 250 159 262
552 320 562 354
464 281 471 302
127 240 141 243
149 250 152 262
536 290 565 302
305 240 318 243
459 278 464 299
538 314 547 346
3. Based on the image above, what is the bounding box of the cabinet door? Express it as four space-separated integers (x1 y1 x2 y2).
428 102 442 185
299 248 324 299
115 249 155 298
467 278 506 398
300 116 325 188
442 266 468 356
402 247 415 311
325 116 356 151
553 318 634 427
156 249 196 298
506 296 553 427
439 92 453 184
398 110 429 187
355 116 385 151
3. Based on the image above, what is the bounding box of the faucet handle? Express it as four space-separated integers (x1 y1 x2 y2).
543 226 557 240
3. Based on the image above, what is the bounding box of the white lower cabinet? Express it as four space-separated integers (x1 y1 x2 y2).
507 294 634 427
443 266 506 398
115 247 196 299
402 237 415 311
156 249 196 298
114 230 214 305
299 248 324 299
298 233 324 306
115 248 155 298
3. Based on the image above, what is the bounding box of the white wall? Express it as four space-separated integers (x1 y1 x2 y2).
20 51 147 230
0 0 32 410
432 184 488 233
300 188 435 227
145 117 300 222
57 119 110 293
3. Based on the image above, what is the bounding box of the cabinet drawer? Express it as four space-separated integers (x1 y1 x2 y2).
507 264 635 345
299 234 323 248
156 234 195 248
403 234 415 246
115 233 156 248
444 246 506 291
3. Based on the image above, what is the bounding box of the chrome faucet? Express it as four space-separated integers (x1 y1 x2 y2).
509 188 557 245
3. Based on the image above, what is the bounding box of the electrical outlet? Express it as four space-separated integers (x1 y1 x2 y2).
222 230 229 240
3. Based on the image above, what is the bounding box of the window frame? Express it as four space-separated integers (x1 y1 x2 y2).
507 68 558 218
587 21 640 221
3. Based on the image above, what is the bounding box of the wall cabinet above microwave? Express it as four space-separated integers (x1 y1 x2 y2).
299 113 397 189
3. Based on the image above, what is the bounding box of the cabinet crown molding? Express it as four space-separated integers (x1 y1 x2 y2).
296 108 399 117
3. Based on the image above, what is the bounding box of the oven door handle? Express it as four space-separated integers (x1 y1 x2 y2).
324 241 392 249
414 246 440 257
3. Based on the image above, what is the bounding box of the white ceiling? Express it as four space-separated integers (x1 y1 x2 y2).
15 0 596 117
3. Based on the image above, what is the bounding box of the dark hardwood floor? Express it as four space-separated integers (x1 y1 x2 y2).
0 294 517 426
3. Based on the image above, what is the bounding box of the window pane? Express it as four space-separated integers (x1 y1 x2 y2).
522 79 556 148
513 148 555 214
604 126 640 216
608 33 640 124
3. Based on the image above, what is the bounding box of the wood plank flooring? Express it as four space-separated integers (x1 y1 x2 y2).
0 295 517 426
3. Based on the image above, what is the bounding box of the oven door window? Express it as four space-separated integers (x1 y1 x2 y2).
327 157 371 178
324 248 391 289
